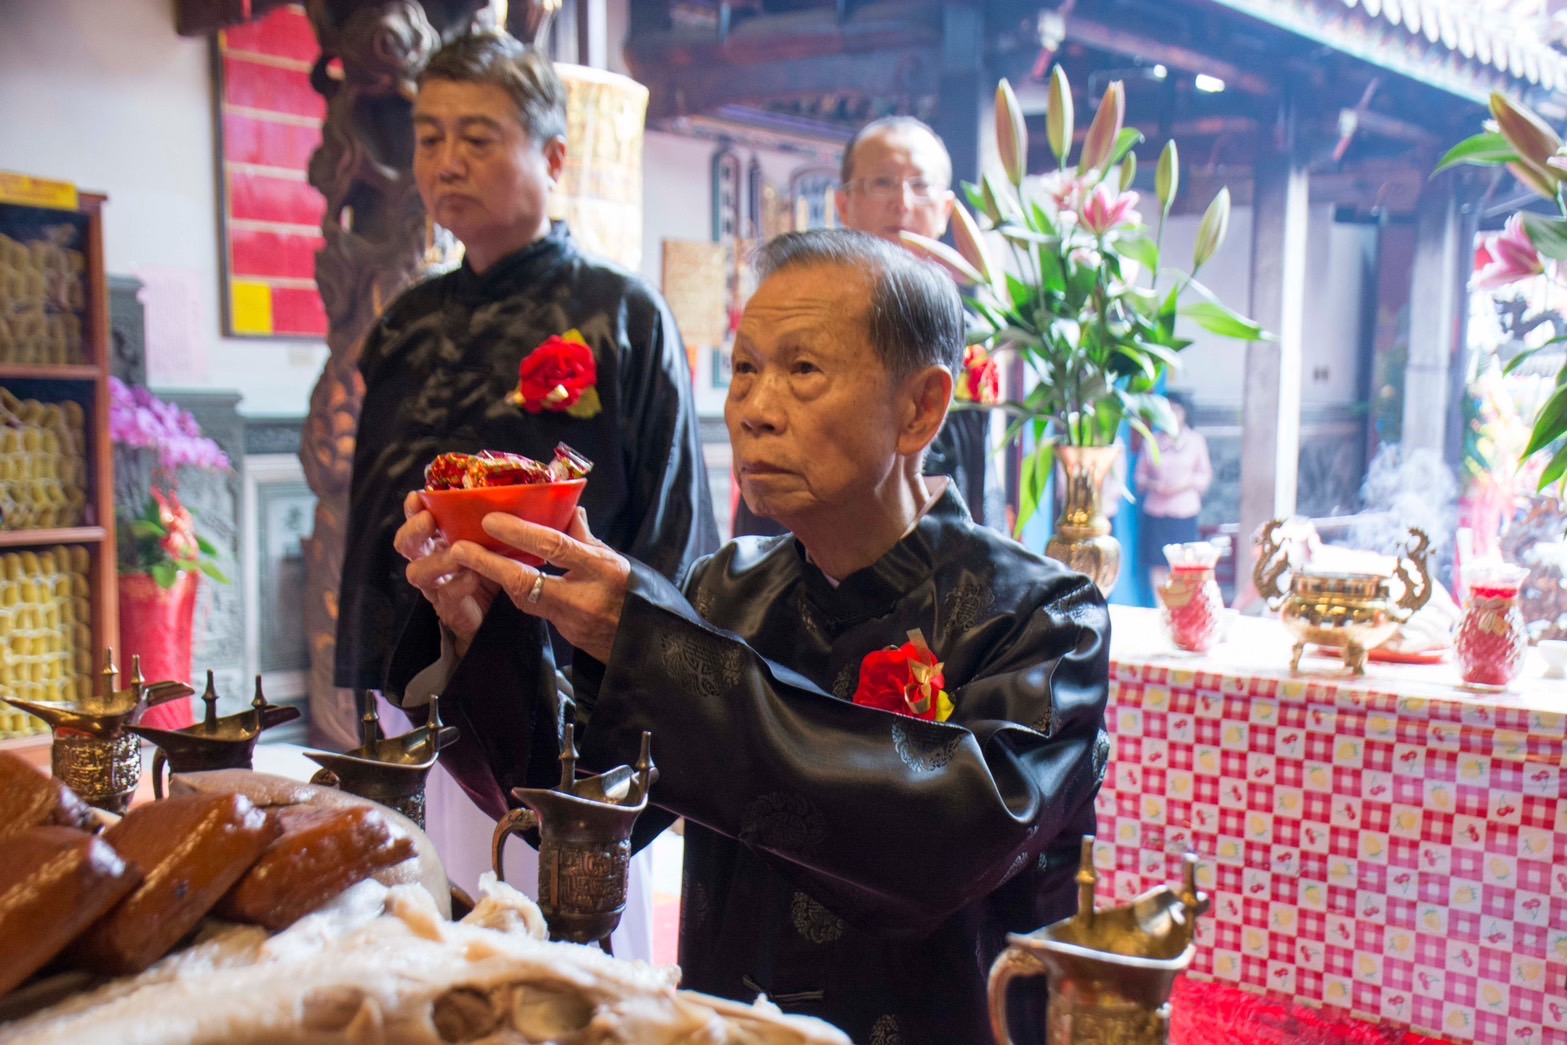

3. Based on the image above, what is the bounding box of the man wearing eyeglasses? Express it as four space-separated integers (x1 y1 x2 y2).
734 117 996 538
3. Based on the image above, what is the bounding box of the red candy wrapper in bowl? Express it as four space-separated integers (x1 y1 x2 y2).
418 444 591 564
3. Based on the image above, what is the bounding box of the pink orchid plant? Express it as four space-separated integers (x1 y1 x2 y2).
109 377 231 588
901 66 1265 535
1438 93 1567 491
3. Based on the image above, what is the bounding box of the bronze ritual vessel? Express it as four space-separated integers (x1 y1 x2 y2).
305 695 459 829
492 724 657 952
989 839 1209 1045
1253 520 1433 674
128 672 300 798
3 652 194 813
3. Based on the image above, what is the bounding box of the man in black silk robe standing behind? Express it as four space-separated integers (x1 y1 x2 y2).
336 32 716 699
389 230 1109 1043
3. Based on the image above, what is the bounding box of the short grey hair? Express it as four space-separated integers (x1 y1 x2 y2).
418 31 567 145
754 229 964 378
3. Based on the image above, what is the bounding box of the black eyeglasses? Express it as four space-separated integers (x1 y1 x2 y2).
843 176 947 202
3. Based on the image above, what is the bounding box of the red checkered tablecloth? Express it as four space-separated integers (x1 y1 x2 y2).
1101 608 1567 1045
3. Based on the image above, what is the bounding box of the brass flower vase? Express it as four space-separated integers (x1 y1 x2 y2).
988 839 1208 1045
492 724 657 952
1046 444 1121 595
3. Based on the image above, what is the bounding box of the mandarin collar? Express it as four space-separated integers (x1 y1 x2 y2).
797 485 972 622
451 222 574 302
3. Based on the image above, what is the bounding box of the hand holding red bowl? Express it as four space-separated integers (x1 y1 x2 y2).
417 444 590 566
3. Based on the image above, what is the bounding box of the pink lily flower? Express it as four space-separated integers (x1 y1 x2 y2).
1080 185 1143 236
1474 214 1544 290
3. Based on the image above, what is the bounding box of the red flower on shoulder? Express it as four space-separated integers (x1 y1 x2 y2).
508 329 602 418
852 629 954 722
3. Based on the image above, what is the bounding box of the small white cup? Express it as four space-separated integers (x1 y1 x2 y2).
1537 639 1567 679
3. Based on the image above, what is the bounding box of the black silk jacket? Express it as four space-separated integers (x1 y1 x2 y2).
389 487 1110 1044
337 223 718 690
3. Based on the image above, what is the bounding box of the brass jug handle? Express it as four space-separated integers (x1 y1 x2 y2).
1252 518 1292 612
151 748 169 800
987 942 1048 1045
1392 528 1433 619
491 806 539 884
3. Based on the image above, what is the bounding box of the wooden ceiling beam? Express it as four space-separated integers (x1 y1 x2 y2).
636 46 940 122
1062 14 1274 96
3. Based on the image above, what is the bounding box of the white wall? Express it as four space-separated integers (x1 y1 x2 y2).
0 0 328 415
1163 201 1372 411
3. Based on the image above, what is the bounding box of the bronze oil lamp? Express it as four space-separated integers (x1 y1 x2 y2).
2 652 194 813
304 694 459 829
1253 519 1433 674
127 672 300 798
989 838 1209 1045
491 724 656 953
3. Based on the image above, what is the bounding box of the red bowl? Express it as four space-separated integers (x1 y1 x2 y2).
418 479 586 565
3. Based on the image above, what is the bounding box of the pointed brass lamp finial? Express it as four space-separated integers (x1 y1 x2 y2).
989 837 1211 1045
128 672 301 799
2 646 196 813
304 692 459 829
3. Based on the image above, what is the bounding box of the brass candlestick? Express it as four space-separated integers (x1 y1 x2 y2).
989 838 1209 1045
304 694 459 828
2 651 194 813
492 725 656 952
128 672 301 798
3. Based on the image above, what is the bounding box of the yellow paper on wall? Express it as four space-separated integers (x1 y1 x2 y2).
0 172 78 210
231 281 274 336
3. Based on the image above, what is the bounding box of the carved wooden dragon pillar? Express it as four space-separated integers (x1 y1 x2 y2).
299 0 497 747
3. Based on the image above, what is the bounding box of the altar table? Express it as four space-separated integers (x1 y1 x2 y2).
1100 607 1567 1045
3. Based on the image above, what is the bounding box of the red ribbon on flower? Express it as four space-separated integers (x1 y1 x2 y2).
852 629 954 722
955 344 1000 406
507 329 602 418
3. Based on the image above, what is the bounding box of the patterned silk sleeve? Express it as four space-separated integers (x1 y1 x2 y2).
575 560 1110 937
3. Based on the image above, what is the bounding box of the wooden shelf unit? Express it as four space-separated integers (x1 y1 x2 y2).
0 191 118 741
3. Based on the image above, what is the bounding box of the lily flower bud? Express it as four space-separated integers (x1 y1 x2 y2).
1491 91 1563 196
950 204 996 285
1046 65 1074 167
1080 81 1125 174
996 79 1028 186
1193 187 1231 270
1156 141 1179 215
899 230 984 287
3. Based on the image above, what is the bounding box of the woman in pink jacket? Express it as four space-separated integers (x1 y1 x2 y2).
1136 392 1213 592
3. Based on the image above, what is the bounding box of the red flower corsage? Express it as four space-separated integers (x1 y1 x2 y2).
852 629 954 722
955 344 1000 406
507 329 602 418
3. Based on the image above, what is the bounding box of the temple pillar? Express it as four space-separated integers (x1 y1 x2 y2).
1402 184 1464 460
1238 143 1310 552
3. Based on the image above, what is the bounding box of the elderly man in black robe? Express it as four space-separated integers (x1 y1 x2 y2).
388 229 1110 1043
336 31 716 698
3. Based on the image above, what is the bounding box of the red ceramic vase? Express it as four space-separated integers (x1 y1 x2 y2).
117 570 198 729
1455 564 1529 689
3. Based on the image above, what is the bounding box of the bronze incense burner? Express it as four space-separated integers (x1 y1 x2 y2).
989 839 1208 1045
3 652 193 813
1253 519 1433 674
128 672 300 798
492 724 656 952
305 694 458 828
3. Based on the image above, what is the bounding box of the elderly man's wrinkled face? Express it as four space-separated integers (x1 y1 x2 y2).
834 125 955 246
413 79 565 273
726 264 912 529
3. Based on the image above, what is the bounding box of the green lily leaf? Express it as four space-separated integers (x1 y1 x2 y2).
1432 131 1516 175
1522 382 1567 460
1016 442 1056 538
130 519 167 540
151 562 179 589
1182 300 1268 340
1116 232 1160 272
1521 213 1567 261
